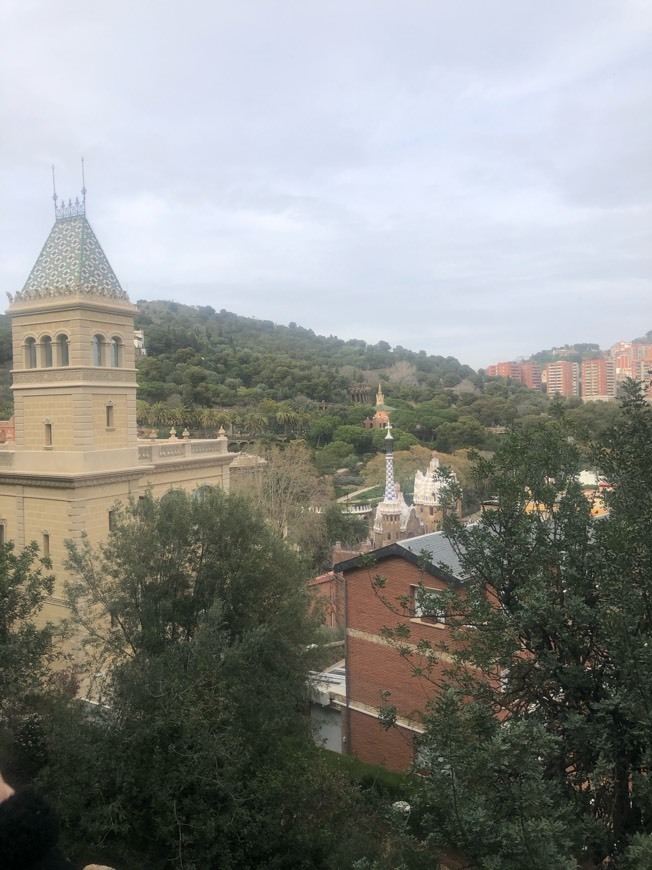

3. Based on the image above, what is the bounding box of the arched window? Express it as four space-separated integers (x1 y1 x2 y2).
42 336 53 368
92 335 104 366
57 335 69 366
25 338 37 369
110 337 123 368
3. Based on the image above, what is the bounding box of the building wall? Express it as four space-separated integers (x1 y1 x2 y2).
581 359 615 400
344 555 456 770
347 708 415 770
545 361 579 397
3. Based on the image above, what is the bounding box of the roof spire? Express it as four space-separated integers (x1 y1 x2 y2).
51 164 58 215
50 163 86 221
81 156 87 210
383 421 396 502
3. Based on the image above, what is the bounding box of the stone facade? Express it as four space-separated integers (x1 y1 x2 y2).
0 206 234 629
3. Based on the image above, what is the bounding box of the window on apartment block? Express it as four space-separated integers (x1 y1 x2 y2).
44 423 53 448
42 533 50 558
106 404 114 428
0 524 5 547
412 585 446 625
108 510 116 532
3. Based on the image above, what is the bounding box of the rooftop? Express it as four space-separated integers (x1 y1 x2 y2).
13 212 128 303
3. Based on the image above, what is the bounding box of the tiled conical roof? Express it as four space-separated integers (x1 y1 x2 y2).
14 212 128 302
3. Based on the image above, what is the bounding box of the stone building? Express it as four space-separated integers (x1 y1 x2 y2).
412 452 462 533
363 383 395 429
371 428 462 547
371 424 422 548
0 198 233 627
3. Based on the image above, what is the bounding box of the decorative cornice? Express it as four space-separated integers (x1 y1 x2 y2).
143 454 233 474
12 368 137 386
0 468 143 489
55 198 86 220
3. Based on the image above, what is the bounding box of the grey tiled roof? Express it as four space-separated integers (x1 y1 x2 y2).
15 215 128 302
397 531 465 580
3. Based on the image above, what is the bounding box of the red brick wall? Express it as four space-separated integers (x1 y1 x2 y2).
307 572 343 628
346 556 452 644
344 555 457 769
347 708 415 771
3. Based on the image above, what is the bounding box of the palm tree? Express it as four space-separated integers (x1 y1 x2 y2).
136 400 152 428
149 402 171 429
242 411 269 437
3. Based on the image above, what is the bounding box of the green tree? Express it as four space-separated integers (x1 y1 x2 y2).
0 540 57 718
402 384 652 867
236 442 331 567
53 489 348 867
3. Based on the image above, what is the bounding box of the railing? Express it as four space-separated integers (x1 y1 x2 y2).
137 438 228 465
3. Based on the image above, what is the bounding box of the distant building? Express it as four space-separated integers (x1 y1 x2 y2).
363 383 396 429
486 361 521 381
609 340 652 388
371 424 422 547
486 361 542 391
133 328 146 357
412 452 462 532
545 361 579 398
581 359 615 401
519 362 542 391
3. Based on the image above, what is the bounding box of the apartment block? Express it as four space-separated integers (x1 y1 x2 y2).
486 361 543 390
545 361 579 398
581 359 615 401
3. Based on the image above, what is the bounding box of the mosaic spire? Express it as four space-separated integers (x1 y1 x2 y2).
14 212 128 303
383 421 396 502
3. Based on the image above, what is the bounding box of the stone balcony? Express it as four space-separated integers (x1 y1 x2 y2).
137 429 229 465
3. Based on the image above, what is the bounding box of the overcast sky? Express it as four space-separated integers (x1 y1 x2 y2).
1 1 651 369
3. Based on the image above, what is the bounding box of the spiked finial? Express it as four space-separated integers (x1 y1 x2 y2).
81 156 87 208
51 164 58 214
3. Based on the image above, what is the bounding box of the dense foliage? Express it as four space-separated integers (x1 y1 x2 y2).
12 489 419 869
134 300 475 406
390 382 652 867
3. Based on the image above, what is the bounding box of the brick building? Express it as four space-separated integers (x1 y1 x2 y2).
486 361 521 381
581 358 615 401
486 361 542 391
307 571 344 628
335 532 464 771
519 362 542 391
545 361 579 397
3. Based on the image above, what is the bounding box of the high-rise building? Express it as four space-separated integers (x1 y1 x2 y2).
486 361 543 391
581 359 615 401
519 362 542 391
486 361 522 381
545 361 579 398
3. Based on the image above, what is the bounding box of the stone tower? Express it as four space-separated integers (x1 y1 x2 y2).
0 194 233 627
371 423 422 547
8 197 139 475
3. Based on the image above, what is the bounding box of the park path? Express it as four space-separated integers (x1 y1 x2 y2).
336 484 379 503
